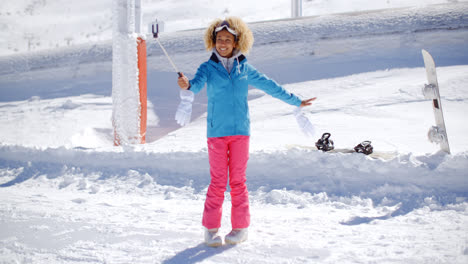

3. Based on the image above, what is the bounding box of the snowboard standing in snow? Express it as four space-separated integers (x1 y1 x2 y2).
421 49 451 154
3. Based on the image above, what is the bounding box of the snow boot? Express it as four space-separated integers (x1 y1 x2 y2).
225 228 248 245
204 228 222 247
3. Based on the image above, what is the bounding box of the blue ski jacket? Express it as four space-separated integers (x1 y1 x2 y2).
189 53 302 138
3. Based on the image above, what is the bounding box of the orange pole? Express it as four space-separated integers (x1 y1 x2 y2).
137 37 147 144
113 120 120 146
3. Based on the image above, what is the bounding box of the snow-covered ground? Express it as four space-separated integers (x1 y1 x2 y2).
1 1 468 263
1 0 466 56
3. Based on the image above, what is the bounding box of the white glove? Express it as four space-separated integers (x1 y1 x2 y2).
175 89 194 126
293 107 315 137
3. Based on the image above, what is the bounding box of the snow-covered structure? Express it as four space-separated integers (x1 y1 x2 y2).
112 0 147 145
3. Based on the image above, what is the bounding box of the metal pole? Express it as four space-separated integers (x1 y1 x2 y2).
291 0 302 18
135 0 142 33
155 38 181 75
152 20 182 77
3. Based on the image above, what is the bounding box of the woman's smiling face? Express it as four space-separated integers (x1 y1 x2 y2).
215 30 237 58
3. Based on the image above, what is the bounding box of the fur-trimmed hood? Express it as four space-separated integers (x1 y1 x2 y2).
204 17 254 54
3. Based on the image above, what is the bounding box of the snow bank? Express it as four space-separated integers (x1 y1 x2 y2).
1 144 466 209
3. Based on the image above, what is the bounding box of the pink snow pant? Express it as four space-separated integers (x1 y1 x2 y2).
202 135 250 229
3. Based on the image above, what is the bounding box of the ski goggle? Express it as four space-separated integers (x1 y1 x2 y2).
214 21 238 37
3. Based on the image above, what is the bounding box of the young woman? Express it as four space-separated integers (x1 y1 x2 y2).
176 17 316 247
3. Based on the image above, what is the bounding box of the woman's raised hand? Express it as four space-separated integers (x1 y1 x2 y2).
300 97 317 108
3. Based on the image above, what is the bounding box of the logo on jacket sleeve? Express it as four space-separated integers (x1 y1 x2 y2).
239 74 248 81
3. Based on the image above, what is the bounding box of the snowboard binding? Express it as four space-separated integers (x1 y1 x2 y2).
427 126 446 144
315 132 335 152
354 141 373 155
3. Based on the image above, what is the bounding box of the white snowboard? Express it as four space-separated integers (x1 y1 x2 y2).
287 144 398 161
421 49 451 154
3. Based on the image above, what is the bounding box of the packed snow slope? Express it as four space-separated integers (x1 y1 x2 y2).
1 2 468 264
1 0 466 56
1 2 468 141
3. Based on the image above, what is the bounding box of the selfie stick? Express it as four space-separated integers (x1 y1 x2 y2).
152 20 182 77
